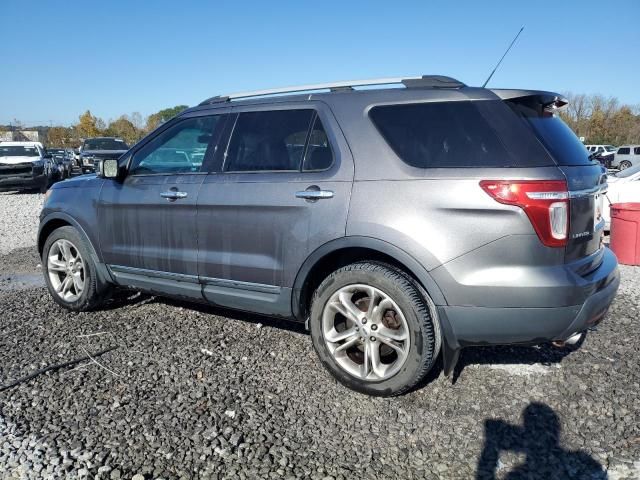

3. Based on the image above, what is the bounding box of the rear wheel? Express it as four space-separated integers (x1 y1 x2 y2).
619 160 632 170
310 262 441 396
42 226 112 311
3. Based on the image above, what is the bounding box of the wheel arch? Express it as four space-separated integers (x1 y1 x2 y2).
38 213 113 285
291 236 448 323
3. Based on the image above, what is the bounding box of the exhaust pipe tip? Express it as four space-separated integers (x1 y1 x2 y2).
552 332 584 348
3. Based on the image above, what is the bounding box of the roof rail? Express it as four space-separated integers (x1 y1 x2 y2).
199 75 465 105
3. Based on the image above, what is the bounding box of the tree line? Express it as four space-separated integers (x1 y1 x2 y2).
3 93 639 149
44 105 188 148
559 92 640 146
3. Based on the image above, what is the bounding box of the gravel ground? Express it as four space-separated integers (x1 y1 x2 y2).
0 192 44 255
1 192 639 479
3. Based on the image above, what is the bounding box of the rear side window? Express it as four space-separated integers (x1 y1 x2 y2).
370 100 553 168
225 110 314 172
618 147 630 155
303 116 333 171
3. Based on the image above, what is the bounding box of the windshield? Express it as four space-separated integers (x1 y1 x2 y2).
48 149 65 154
0 145 41 157
605 145 616 152
508 102 594 166
82 138 128 151
613 163 640 178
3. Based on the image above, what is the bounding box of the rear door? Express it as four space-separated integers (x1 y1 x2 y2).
98 113 226 296
196 103 353 315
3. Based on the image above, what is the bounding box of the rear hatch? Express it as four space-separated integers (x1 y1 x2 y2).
500 91 606 262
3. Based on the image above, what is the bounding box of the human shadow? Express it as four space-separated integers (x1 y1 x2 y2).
476 402 606 480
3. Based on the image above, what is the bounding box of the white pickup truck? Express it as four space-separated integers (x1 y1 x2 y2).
0 141 55 193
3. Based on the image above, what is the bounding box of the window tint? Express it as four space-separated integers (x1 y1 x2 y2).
634 147 640 155
508 101 593 166
225 110 314 172
303 116 333 171
83 138 128 151
618 147 631 155
130 116 220 175
370 100 554 168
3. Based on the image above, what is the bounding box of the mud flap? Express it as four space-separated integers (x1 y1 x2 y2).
436 306 461 378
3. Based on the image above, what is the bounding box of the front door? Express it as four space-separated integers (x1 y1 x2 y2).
98 113 225 297
197 105 353 315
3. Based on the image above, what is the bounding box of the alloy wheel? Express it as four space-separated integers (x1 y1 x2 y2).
47 239 86 302
322 284 410 381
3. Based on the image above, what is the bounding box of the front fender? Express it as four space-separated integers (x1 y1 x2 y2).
38 212 113 286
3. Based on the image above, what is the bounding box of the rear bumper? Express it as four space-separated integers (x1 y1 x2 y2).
0 174 47 191
438 247 620 347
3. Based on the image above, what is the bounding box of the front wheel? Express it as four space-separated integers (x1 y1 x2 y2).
42 226 112 311
310 262 441 396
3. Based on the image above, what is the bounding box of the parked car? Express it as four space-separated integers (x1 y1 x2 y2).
79 137 129 174
38 76 620 396
585 144 616 168
46 148 73 179
611 145 640 170
602 163 640 230
72 148 82 168
0 141 56 193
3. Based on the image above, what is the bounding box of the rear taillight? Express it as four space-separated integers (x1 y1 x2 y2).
480 180 569 247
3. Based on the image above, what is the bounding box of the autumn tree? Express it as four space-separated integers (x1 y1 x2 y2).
106 116 140 145
47 127 76 147
76 110 102 139
146 105 188 132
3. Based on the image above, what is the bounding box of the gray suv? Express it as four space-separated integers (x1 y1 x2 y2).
38 75 620 396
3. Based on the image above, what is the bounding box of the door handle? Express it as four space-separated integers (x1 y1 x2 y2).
160 191 188 200
295 189 334 201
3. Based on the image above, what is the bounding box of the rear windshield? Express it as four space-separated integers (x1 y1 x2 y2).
369 100 554 168
83 138 128 151
507 101 594 166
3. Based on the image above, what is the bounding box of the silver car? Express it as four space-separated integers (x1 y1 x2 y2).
38 75 619 396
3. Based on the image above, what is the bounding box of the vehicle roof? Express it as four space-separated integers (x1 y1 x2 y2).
188 76 563 115
83 137 125 141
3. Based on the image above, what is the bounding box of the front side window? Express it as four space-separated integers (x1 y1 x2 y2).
634 147 640 155
129 116 220 175
225 110 314 172
618 147 631 155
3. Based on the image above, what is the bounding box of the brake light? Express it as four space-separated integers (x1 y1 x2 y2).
480 180 569 247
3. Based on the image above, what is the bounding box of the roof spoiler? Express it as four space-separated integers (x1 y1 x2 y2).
490 89 568 111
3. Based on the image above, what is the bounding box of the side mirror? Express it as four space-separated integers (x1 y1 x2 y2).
98 159 120 179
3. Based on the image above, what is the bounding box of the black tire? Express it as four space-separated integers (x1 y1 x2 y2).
42 226 112 311
310 262 441 396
